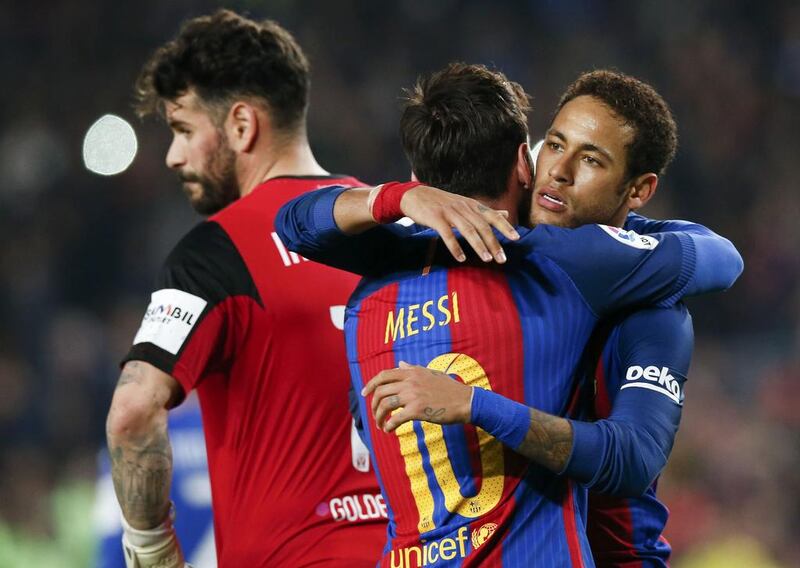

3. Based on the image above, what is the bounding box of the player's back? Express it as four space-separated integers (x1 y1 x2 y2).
207 176 388 566
128 176 387 567
346 251 600 567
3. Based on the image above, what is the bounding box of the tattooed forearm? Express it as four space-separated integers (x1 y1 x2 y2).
515 408 573 473
109 427 172 528
107 360 177 529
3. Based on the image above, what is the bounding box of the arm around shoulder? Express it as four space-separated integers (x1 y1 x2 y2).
624 213 744 295
681 230 743 295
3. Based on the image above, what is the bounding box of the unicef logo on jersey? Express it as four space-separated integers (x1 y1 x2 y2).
622 365 684 405
471 522 497 550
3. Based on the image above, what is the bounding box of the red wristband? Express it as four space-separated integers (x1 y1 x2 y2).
370 181 422 223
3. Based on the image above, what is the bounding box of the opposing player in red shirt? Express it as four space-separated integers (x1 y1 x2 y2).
105 10 387 567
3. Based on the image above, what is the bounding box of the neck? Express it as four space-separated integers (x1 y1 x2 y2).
239 134 329 196
481 195 520 225
607 202 631 229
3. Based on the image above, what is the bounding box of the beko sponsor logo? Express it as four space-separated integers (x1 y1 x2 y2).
621 365 683 404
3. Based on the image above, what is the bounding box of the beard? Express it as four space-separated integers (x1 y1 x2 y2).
178 144 239 216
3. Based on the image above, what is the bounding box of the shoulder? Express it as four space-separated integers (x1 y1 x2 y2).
159 221 260 306
510 224 669 277
166 221 236 265
517 223 661 255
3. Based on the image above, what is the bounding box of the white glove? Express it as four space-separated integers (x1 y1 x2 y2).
121 504 193 568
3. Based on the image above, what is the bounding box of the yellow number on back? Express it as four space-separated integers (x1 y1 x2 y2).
394 353 505 533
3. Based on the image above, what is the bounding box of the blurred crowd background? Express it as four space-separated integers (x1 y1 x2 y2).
0 0 797 566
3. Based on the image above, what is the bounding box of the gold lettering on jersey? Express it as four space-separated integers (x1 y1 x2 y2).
406 304 420 337
384 291 461 344
421 301 435 331
385 309 405 344
389 526 469 567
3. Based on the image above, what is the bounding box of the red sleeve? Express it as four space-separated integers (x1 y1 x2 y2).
123 220 261 394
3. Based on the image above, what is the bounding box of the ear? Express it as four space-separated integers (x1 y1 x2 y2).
626 173 658 211
225 101 260 153
516 142 533 188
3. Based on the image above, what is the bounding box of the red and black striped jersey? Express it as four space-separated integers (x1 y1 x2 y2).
124 176 388 568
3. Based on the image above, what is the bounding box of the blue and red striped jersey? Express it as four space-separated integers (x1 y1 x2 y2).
275 187 743 567
346 262 597 567
569 212 701 567
582 305 692 568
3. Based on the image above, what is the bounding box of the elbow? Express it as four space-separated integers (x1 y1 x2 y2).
106 389 166 446
718 239 745 290
274 203 310 254
730 246 745 286
595 458 661 497
273 206 298 251
613 470 659 498
587 422 668 497
690 234 744 294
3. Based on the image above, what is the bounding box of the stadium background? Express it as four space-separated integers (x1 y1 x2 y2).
0 0 797 566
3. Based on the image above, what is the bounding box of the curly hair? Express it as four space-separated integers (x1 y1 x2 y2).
135 9 310 131
400 63 531 200
557 70 678 178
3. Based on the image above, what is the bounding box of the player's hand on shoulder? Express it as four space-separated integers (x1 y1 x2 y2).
400 185 519 264
362 361 473 432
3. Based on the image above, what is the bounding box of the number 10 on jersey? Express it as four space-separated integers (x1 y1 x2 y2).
394 353 505 533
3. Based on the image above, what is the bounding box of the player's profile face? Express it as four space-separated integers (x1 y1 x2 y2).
164 93 239 216
531 95 634 229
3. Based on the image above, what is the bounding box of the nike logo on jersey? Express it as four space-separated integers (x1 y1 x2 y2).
621 365 684 404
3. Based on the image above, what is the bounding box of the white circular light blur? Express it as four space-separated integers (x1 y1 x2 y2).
82 114 138 176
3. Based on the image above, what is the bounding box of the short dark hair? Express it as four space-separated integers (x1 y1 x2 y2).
400 63 531 200
557 70 678 178
135 9 310 132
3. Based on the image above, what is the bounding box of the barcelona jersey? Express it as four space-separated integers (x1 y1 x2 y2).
275 186 743 567
583 305 692 568
574 215 700 567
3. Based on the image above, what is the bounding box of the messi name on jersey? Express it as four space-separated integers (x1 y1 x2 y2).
385 291 461 344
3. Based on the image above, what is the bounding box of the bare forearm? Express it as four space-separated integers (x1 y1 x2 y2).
332 187 378 234
515 408 574 473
